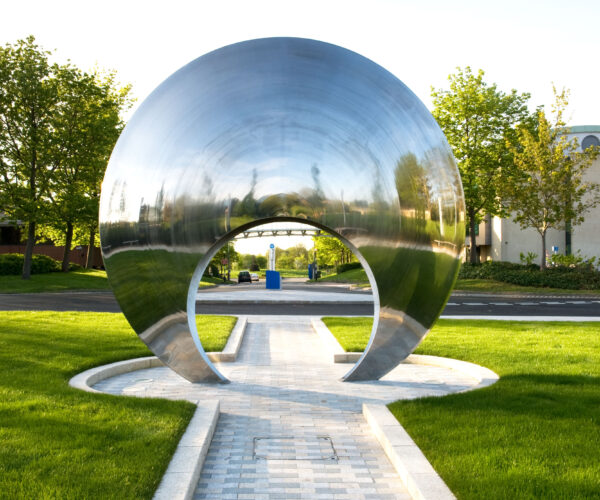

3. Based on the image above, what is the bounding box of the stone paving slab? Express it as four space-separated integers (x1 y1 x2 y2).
93 316 480 499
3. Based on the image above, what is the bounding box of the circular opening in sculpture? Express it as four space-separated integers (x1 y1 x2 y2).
186 217 380 379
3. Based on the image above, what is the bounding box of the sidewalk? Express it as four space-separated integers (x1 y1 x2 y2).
93 315 480 499
196 288 374 304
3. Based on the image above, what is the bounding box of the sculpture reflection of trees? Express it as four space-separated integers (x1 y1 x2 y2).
395 153 431 235
233 168 258 218
312 235 356 268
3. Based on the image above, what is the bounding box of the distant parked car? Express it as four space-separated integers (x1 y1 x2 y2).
250 273 259 281
238 271 252 283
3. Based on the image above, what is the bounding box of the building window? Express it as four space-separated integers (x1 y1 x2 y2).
581 134 600 151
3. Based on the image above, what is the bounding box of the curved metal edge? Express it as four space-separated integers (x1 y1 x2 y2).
185 243 231 383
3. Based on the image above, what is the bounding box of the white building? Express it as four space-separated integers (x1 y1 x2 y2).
472 125 600 265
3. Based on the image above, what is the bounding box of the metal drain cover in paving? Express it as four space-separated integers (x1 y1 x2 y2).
253 436 338 460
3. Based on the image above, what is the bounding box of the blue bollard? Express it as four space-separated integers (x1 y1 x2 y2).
265 270 281 290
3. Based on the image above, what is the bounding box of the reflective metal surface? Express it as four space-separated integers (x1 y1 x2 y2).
99 37 465 383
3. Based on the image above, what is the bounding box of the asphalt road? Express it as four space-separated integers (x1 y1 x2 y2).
445 294 600 317
1 282 600 317
0 291 121 312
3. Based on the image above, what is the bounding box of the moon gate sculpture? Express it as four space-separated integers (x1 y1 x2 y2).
99 37 465 383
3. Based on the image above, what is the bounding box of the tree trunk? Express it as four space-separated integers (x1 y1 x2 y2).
61 222 74 272
22 221 36 280
540 231 547 270
468 208 478 264
85 228 95 269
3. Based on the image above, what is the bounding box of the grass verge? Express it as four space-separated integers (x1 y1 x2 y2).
269 268 309 278
322 316 600 499
0 311 237 498
322 316 373 351
199 276 234 287
0 268 231 294
196 314 237 351
316 267 369 284
0 269 110 293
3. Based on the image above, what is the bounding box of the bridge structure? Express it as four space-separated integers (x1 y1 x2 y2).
233 228 333 239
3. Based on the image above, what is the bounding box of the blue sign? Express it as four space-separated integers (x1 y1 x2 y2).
270 243 275 249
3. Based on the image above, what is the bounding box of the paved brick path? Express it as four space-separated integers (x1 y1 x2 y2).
94 316 478 499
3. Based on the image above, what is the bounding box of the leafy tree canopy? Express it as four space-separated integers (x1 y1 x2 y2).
0 36 131 276
504 87 600 269
432 67 532 262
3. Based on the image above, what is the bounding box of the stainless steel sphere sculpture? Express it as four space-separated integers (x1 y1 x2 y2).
99 38 465 383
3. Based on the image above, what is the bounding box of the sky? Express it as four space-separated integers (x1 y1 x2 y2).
3 0 599 254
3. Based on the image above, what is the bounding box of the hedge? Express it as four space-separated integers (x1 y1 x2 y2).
459 261 600 290
0 253 61 275
336 262 362 274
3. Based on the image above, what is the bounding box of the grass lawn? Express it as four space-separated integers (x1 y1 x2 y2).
0 268 232 293
316 267 369 284
0 311 236 499
322 317 600 499
268 268 309 278
196 314 237 351
322 316 373 351
198 275 234 287
0 269 110 293
454 278 600 295
0 268 232 294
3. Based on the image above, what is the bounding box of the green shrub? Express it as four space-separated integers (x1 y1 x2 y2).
202 263 219 279
519 251 538 266
336 262 362 274
550 251 597 270
31 254 61 274
458 260 600 290
0 253 60 275
0 254 23 275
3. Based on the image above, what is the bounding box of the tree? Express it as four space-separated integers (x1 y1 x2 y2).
209 243 239 279
0 36 57 278
272 244 310 270
432 67 532 263
312 234 356 267
47 66 131 271
0 36 131 276
504 88 600 269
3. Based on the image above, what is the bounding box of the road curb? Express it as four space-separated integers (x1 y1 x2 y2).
206 316 247 362
69 356 164 393
197 299 372 305
452 291 600 300
441 315 600 322
153 400 220 500
363 403 456 500
311 317 360 363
